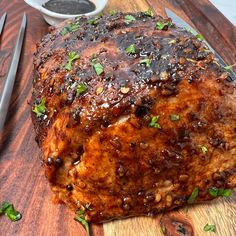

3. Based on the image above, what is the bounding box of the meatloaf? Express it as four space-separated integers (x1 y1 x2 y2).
32 12 236 223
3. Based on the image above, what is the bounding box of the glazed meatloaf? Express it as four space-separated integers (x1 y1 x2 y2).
32 12 236 222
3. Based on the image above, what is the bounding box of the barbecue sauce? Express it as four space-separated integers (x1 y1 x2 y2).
43 0 96 15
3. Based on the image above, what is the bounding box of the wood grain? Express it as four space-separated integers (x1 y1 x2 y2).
0 0 235 236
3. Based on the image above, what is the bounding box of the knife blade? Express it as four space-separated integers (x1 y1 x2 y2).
0 13 27 131
0 12 7 36
165 8 236 80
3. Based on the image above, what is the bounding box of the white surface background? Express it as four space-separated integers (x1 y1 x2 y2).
210 0 236 25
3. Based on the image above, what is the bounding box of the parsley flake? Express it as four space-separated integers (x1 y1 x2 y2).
160 226 167 234
74 210 90 235
109 10 117 16
94 63 103 75
198 145 208 154
125 15 136 24
224 63 236 71
91 56 104 75
209 187 233 198
170 114 180 121
149 116 161 129
76 84 88 96
33 98 46 118
0 202 22 222
60 22 80 36
203 224 216 233
140 58 152 67
187 186 199 204
125 44 136 55
196 34 204 41
64 51 80 71
156 21 172 30
144 8 154 17
88 18 98 25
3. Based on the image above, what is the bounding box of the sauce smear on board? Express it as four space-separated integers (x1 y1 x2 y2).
43 0 96 15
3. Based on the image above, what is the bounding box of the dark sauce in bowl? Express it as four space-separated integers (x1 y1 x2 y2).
43 0 96 15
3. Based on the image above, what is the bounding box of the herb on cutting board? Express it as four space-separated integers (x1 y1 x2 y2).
0 202 22 222
203 223 216 233
74 210 90 235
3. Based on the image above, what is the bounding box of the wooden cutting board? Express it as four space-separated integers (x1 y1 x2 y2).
0 0 235 235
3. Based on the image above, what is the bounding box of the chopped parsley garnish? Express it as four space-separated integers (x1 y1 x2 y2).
88 18 98 25
93 63 103 75
224 63 236 71
64 51 80 71
60 22 80 36
209 187 233 198
187 186 199 204
144 8 154 17
125 44 136 55
170 114 180 121
125 15 136 24
140 58 152 67
0 202 22 222
76 84 88 96
160 226 167 234
74 210 90 235
196 34 204 41
198 145 208 154
149 116 161 129
33 98 46 117
109 10 117 16
156 21 172 30
91 57 104 75
203 224 216 233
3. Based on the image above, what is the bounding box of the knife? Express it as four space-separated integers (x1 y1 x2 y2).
0 13 27 132
165 8 236 80
0 12 7 36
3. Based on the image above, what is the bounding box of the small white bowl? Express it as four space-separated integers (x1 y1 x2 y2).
24 0 108 26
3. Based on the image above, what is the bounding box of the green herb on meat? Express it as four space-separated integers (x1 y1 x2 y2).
144 8 154 17
125 15 136 24
76 84 88 96
140 58 152 67
170 114 180 121
187 186 199 204
209 187 233 198
125 44 136 55
60 22 80 36
156 21 172 30
149 116 161 129
32 98 46 118
64 51 80 71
